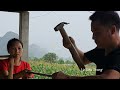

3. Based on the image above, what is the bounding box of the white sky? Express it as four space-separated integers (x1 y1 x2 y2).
0 11 119 58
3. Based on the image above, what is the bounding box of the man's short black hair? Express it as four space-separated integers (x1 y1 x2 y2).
89 11 120 30
7 38 23 51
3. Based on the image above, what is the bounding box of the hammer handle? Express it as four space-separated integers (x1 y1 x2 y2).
29 71 52 77
59 28 85 69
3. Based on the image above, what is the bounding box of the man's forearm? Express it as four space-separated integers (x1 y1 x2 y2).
69 44 85 68
69 75 104 79
74 45 84 59
69 44 84 61
69 47 85 69
70 45 91 65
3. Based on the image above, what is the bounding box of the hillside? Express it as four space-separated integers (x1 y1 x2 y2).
0 31 48 58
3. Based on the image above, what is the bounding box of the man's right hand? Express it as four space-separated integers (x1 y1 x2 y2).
63 36 76 49
52 71 70 79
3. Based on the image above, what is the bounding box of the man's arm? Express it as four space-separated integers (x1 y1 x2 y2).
69 69 120 79
63 36 92 66
52 69 120 79
73 45 92 65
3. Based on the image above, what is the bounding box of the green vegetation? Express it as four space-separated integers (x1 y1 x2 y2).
28 52 96 79
28 60 96 79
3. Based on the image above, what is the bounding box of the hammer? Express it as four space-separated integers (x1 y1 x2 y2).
54 22 85 70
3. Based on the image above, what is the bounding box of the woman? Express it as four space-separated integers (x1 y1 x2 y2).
0 38 34 79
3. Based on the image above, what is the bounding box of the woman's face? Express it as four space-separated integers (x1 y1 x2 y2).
8 41 23 58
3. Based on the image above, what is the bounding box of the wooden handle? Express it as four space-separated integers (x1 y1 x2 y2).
59 28 85 69
28 71 52 77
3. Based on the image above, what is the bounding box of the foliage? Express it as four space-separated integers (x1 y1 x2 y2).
57 58 64 64
65 60 75 64
28 60 96 79
42 52 58 63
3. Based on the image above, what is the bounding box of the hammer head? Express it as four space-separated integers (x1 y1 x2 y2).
54 22 69 31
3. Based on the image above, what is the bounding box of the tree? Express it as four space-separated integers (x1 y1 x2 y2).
58 58 65 64
65 60 74 64
42 52 58 63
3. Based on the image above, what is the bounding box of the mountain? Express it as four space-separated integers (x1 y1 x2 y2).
0 31 48 58
0 31 19 55
29 44 48 58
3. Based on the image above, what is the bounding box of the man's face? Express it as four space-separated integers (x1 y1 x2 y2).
91 21 112 48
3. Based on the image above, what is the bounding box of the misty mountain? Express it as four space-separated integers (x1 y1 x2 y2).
29 44 48 58
0 31 19 55
0 31 48 58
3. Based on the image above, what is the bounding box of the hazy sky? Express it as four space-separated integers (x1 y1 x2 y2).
0 11 120 58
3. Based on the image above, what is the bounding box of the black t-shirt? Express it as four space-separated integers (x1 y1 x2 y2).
84 47 120 75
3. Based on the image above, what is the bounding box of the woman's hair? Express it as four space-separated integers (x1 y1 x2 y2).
7 38 23 51
89 11 120 30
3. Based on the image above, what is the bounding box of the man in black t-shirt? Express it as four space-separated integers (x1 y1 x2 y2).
84 47 105 75
52 11 120 79
84 47 120 75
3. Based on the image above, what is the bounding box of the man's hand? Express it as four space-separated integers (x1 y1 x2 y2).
63 36 76 49
52 71 70 79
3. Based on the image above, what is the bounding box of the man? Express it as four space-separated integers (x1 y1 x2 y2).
52 11 120 79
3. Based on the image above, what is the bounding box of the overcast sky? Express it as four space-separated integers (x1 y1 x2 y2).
0 11 120 58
